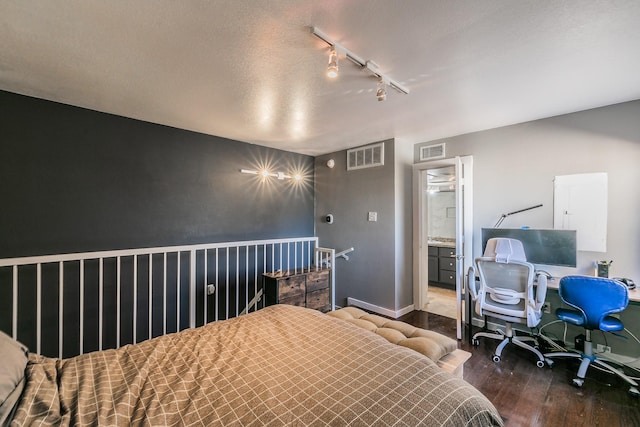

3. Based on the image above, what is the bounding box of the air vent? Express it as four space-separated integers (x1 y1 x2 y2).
420 143 445 161
347 142 385 171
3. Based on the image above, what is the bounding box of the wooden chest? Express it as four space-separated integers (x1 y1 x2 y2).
305 269 330 311
263 268 331 312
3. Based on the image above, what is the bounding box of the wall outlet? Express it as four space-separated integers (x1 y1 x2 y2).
542 302 551 314
596 344 611 353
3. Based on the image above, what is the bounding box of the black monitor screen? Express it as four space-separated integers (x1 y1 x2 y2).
481 228 577 267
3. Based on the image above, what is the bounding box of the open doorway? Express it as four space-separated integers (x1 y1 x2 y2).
424 165 457 319
413 156 473 340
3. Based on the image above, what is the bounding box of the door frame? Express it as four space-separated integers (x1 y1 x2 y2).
412 156 473 339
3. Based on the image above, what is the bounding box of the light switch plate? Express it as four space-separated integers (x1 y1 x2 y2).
368 211 377 222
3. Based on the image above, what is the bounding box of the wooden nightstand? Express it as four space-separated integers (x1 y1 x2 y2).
263 268 331 312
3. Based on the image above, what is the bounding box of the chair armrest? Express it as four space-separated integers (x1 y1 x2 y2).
467 266 479 301
535 273 548 306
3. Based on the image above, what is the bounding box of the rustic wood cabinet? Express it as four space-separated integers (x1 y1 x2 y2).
263 268 331 312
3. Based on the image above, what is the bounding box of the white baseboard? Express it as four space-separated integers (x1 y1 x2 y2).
346 297 414 319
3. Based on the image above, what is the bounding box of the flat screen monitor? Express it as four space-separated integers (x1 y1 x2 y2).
481 228 577 267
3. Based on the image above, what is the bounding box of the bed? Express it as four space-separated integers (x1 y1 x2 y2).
4 304 503 426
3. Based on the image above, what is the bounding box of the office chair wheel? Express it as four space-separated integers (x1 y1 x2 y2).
536 360 545 368
629 387 640 398
472 339 480 346
572 378 584 388
492 355 501 363
544 358 554 367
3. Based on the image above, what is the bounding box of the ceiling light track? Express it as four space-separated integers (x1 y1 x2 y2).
311 26 410 96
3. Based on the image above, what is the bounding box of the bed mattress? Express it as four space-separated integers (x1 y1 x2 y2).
11 304 502 426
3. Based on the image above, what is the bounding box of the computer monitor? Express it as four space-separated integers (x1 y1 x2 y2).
481 228 577 267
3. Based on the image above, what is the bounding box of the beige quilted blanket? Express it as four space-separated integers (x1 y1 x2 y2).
12 305 502 426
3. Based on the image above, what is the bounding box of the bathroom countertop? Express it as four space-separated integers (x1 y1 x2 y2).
427 239 456 248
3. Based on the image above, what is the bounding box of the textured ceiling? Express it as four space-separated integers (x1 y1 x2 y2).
1 1 639 156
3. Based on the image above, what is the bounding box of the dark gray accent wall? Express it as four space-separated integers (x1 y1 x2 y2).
0 90 314 258
315 140 396 309
0 90 315 355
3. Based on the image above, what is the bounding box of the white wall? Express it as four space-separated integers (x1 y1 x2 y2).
428 192 456 239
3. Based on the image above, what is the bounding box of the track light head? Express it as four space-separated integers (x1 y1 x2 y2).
326 48 339 79
376 78 387 102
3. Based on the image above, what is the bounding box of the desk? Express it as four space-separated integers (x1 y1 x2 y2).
545 277 640 303
466 276 640 344
539 277 640 365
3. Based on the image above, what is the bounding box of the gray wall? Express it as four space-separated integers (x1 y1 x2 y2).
415 99 640 357
0 90 314 258
394 141 414 310
415 99 640 281
315 140 396 309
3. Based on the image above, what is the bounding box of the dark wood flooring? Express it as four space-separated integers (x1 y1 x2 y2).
397 310 640 427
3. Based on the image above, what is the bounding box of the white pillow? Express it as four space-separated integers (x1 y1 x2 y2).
0 330 28 427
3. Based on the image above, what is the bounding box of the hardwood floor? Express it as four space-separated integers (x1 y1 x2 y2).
397 310 640 427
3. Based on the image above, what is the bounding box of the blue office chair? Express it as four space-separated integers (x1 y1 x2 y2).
544 275 639 396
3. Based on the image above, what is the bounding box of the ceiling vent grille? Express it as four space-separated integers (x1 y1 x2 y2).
347 142 385 170
420 143 446 161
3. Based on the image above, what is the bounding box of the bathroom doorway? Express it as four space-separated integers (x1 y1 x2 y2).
425 165 457 319
413 156 473 340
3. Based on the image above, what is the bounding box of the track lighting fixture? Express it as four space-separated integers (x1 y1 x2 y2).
326 48 338 79
311 26 409 98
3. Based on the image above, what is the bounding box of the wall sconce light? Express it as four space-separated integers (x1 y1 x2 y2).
327 159 335 168
241 169 303 181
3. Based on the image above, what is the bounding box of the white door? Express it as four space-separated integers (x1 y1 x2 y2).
413 156 473 339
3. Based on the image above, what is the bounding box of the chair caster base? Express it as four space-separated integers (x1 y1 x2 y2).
492 355 501 363
544 358 554 367
536 360 545 368
629 387 640 397
572 378 584 388
472 339 480 346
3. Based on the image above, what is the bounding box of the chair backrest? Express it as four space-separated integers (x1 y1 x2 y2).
478 238 533 305
558 275 629 330
476 259 533 310
473 238 542 327
483 237 527 263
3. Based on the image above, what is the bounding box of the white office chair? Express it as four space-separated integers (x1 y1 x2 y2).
468 237 548 367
